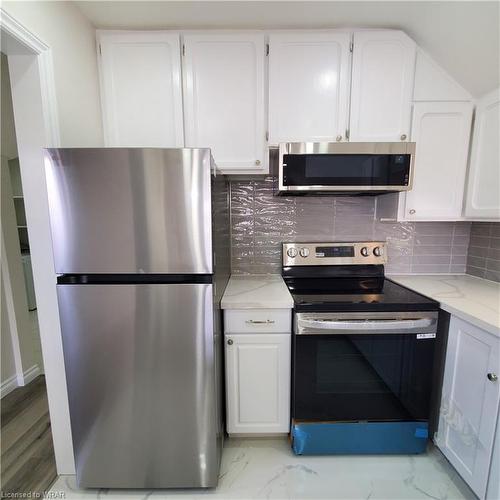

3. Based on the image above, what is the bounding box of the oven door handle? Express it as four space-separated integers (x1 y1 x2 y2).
296 317 436 335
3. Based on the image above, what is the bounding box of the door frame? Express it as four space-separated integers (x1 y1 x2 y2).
1 8 75 474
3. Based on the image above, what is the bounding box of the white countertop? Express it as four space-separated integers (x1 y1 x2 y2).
222 273 500 335
221 275 293 310
389 274 500 336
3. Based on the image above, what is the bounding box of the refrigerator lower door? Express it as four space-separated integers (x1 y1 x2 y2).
57 283 221 488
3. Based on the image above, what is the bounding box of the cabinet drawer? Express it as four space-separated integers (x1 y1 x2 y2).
224 309 291 333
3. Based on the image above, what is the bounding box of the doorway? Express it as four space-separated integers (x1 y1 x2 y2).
1 7 76 494
1 50 56 494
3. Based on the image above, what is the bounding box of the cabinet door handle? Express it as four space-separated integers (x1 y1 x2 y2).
227 339 233 345
336 135 342 142
245 319 275 324
409 209 416 215
487 373 498 382
255 159 261 166
400 134 407 141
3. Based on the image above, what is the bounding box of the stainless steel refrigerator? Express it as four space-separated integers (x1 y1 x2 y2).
44 148 230 488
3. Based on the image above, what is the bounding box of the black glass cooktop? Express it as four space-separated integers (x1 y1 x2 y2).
284 277 439 312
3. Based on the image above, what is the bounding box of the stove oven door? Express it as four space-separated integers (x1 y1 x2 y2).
293 311 439 422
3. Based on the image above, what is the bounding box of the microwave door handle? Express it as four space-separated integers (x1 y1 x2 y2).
297 318 436 335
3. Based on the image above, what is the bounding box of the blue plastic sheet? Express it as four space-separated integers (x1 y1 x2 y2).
292 421 429 455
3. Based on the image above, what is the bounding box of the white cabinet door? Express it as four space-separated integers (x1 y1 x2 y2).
465 89 500 220
268 31 351 144
437 317 500 498
183 33 265 173
97 31 184 147
225 333 290 434
350 30 416 142
403 102 473 220
487 413 500 500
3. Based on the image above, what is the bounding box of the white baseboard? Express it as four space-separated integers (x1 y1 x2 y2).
20 364 41 385
1 374 18 398
1 364 42 398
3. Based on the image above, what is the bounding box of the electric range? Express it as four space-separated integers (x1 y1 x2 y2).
282 241 440 456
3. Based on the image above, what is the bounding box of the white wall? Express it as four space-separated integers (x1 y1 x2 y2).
2 0 103 146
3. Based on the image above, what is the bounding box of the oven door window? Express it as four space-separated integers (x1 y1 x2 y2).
282 153 411 187
293 333 435 422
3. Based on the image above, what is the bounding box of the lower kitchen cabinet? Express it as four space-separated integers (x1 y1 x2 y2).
225 332 291 435
436 316 500 498
487 413 500 499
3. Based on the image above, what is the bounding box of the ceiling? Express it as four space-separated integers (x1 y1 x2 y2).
75 1 500 97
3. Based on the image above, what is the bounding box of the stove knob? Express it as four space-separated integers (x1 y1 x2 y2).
373 246 383 257
287 247 298 258
299 247 310 258
360 247 369 257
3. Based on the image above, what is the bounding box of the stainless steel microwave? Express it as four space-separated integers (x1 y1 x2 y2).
277 142 416 195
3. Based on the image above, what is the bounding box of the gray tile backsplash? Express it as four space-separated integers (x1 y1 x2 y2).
466 223 500 282
230 177 472 275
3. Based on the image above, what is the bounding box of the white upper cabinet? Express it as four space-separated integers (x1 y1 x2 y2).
268 32 351 144
97 31 184 147
413 50 472 102
350 30 416 142
182 33 266 173
465 89 500 220
403 102 473 220
437 316 500 499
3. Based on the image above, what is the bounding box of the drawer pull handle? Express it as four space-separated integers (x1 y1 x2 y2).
227 339 233 345
245 319 275 324
487 373 498 382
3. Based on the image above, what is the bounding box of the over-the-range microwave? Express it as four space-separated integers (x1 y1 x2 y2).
275 142 416 195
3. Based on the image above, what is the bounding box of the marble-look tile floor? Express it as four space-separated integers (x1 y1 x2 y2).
50 438 475 500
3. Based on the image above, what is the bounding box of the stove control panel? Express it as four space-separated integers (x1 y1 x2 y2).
283 242 387 266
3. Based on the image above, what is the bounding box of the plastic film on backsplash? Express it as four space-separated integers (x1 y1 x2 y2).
229 179 473 275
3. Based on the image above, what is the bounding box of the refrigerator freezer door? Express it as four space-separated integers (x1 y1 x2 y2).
45 148 213 274
57 283 220 488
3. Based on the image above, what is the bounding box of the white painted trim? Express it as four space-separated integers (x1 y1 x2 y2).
1 231 25 383
0 8 48 53
38 50 61 147
1 9 74 474
1 365 42 398
1 374 18 398
95 31 110 146
21 363 41 385
0 8 60 147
